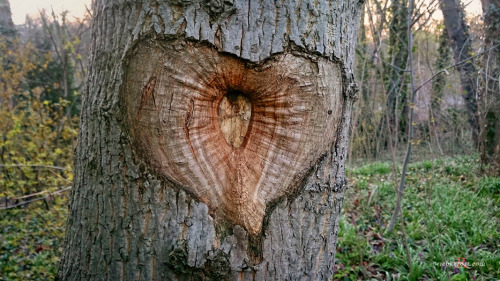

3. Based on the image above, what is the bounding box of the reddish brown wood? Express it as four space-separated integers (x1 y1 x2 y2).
123 41 343 234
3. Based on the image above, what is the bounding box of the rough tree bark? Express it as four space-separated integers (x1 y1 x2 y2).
439 0 480 146
58 0 363 280
480 0 500 175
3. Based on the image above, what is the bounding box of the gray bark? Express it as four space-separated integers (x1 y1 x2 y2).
58 0 363 280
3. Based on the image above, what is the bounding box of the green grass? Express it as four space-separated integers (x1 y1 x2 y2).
336 155 500 280
348 161 393 177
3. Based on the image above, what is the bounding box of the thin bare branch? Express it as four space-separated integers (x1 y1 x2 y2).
0 187 72 210
415 43 500 93
0 164 70 171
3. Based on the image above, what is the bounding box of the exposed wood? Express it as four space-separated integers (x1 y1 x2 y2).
123 41 343 234
59 0 363 280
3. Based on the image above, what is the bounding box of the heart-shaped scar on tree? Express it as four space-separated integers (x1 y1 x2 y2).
122 40 343 235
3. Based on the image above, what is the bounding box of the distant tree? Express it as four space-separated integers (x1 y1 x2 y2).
385 0 410 142
0 0 15 38
37 11 84 117
480 0 500 174
12 10 91 117
439 0 480 147
430 25 451 124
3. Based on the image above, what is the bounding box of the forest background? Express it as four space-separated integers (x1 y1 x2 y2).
0 0 498 280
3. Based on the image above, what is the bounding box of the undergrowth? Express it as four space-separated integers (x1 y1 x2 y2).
0 197 68 280
336 155 499 280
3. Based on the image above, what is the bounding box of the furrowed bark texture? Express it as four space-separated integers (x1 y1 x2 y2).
59 0 362 280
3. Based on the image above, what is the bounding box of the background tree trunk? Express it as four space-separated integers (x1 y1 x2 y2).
385 0 409 143
0 0 15 38
430 26 451 124
58 0 363 280
480 0 500 175
439 0 480 147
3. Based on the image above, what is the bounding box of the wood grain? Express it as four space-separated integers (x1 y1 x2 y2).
123 41 343 234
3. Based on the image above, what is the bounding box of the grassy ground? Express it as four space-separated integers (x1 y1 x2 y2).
0 155 498 280
335 155 500 280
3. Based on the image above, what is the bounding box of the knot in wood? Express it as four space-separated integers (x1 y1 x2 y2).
218 91 252 148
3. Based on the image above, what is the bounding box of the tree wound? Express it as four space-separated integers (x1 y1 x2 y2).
122 41 343 234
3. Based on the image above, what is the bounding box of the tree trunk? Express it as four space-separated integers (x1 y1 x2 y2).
439 0 480 147
480 0 500 175
0 0 15 38
430 25 450 124
58 1 363 280
385 0 409 143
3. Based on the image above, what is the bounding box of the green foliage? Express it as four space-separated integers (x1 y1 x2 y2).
0 199 68 280
0 10 87 280
336 155 500 280
0 38 77 201
478 177 500 199
0 14 82 278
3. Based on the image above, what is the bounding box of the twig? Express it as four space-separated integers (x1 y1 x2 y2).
357 45 410 73
358 42 500 93
387 0 417 235
414 43 500 93
0 164 69 171
386 0 417 275
0 187 72 210
12 189 49 200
